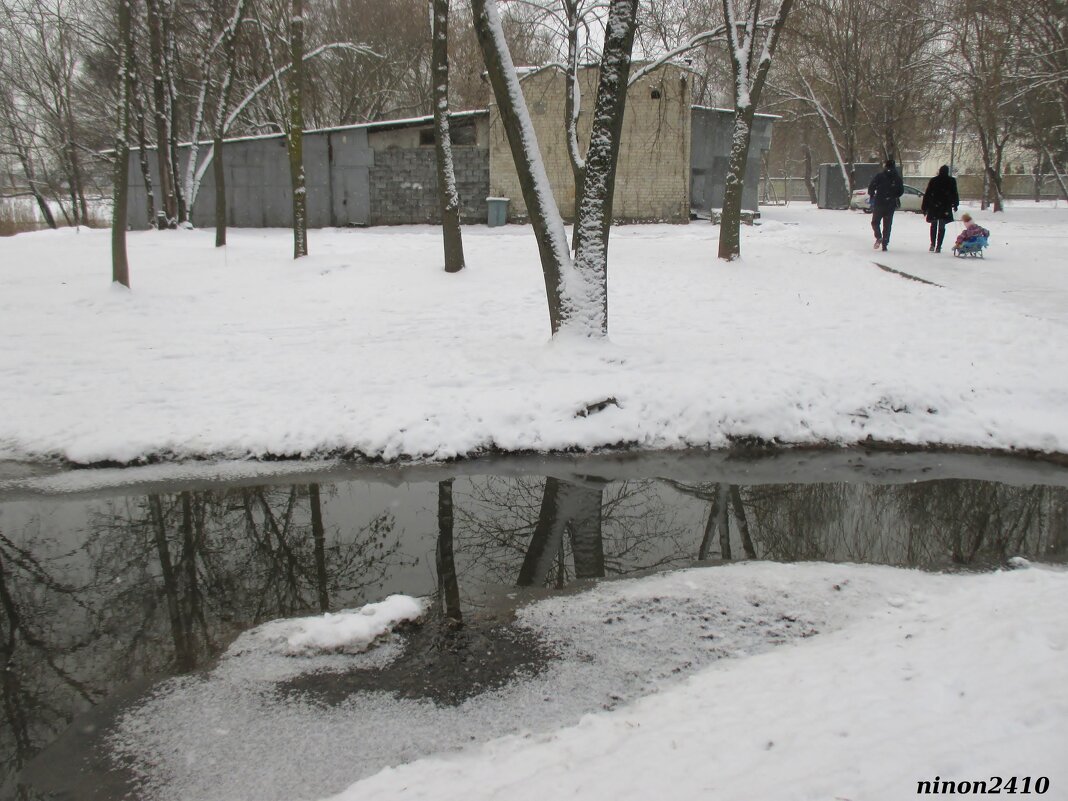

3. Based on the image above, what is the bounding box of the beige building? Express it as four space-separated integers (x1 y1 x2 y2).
489 63 719 223
917 135 1036 179
915 135 1061 200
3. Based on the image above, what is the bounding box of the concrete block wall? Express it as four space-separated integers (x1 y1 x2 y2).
369 146 488 225
489 63 692 223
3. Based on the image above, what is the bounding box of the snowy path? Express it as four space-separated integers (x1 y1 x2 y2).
814 205 1068 325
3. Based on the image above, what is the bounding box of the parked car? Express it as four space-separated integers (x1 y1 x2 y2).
850 184 924 213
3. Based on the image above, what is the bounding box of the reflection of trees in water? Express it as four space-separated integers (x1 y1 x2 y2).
86 485 402 673
664 482 762 561
736 484 855 562
667 481 1068 567
888 481 1068 565
1 483 404 793
454 477 693 589
1 472 1066 792
0 526 103 791
436 480 462 626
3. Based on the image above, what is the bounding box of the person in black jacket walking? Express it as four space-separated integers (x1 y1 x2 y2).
921 165 960 253
867 159 904 251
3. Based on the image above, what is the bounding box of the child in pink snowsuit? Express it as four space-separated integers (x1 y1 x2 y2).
954 213 989 248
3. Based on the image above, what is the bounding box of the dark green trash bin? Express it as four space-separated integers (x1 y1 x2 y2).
487 197 509 227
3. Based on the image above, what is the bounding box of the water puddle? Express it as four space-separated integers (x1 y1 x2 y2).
1 450 1065 799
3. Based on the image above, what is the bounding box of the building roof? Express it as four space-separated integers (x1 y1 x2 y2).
307 109 488 137
514 60 695 81
691 104 781 121
120 110 490 152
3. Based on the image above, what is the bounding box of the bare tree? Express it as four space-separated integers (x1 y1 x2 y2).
532 0 729 241
288 0 308 257
859 0 944 164
946 0 1017 212
0 0 98 226
128 42 158 229
770 0 877 193
717 0 794 261
307 0 433 124
472 0 639 336
0 75 57 227
212 0 247 246
1008 0 1068 200
180 0 248 226
431 0 466 272
571 0 640 330
636 0 733 106
111 0 132 288
144 0 181 225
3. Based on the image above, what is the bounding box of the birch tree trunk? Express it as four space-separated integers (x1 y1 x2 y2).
718 0 794 261
472 0 570 332
131 73 157 229
164 11 187 223
111 0 132 288
214 0 245 247
146 0 178 226
431 0 465 273
65 132 88 225
563 0 585 249
801 144 818 204
288 0 308 258
472 0 637 337
572 0 639 333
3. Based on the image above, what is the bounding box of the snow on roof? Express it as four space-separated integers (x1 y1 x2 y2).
307 109 487 137
514 60 694 80
122 110 490 152
691 104 782 120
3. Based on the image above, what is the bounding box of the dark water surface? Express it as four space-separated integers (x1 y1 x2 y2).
1 450 1066 799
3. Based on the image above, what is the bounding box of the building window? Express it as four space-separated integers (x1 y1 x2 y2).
452 123 476 145
420 123 476 146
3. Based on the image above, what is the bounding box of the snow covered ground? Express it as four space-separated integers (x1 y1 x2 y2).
0 202 1066 465
5 207 1065 799
107 560 1068 801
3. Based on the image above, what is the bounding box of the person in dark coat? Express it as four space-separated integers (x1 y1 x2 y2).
921 164 960 253
867 159 904 251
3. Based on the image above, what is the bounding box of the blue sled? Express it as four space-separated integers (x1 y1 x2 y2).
952 236 988 258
